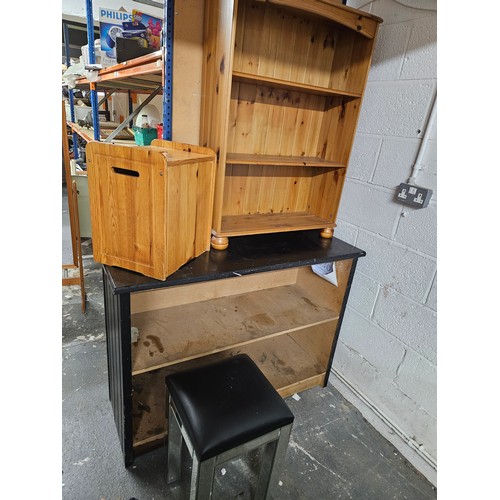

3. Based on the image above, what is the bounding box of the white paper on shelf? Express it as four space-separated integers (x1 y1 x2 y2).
311 261 338 286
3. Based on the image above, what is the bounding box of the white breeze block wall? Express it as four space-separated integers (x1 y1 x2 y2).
331 0 437 485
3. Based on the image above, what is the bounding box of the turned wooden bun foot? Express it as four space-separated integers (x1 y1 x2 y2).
211 236 229 250
320 228 334 239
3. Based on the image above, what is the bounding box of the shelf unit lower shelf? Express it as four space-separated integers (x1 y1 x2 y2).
218 213 333 237
128 263 350 452
131 267 341 375
217 158 345 239
131 331 332 450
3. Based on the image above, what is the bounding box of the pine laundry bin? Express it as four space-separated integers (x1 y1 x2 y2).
86 140 216 280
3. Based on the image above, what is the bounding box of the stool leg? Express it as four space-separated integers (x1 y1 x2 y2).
167 398 183 484
191 456 216 500
255 423 293 499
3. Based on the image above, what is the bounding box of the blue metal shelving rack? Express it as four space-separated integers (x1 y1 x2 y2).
63 23 80 159
65 0 174 148
162 0 174 140
85 0 101 140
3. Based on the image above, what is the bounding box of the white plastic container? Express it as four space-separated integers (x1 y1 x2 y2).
81 40 116 68
65 103 92 122
81 44 102 66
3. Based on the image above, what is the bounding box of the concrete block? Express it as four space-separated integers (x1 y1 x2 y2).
356 231 437 302
348 271 380 317
394 201 436 257
426 273 437 311
332 341 437 459
346 0 373 11
333 219 358 246
371 0 436 25
339 308 406 379
373 287 437 363
400 16 437 80
372 137 421 188
347 134 382 182
357 81 436 138
369 22 412 82
394 349 437 418
338 180 402 238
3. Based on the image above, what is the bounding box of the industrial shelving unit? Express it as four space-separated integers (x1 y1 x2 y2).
68 50 163 146
61 0 175 313
63 0 174 151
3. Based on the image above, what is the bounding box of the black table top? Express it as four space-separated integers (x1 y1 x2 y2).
104 230 366 294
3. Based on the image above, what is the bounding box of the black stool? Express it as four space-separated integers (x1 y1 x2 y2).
165 354 294 499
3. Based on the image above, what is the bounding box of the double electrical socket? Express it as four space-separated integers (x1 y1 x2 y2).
395 183 432 208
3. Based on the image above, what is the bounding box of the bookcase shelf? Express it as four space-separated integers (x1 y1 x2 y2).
226 152 345 168
232 70 362 99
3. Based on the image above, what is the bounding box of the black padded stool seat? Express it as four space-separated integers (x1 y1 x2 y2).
166 354 295 460
165 354 295 499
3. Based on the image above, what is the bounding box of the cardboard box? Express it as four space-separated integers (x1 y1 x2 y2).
99 8 162 65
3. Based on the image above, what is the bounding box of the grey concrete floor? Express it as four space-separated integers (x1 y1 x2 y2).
62 185 437 500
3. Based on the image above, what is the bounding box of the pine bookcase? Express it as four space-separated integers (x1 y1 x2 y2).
200 0 382 249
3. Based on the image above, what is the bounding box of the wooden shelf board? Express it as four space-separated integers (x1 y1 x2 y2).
75 51 163 89
67 122 93 142
74 81 161 92
220 213 333 237
226 152 345 168
98 51 162 74
97 61 162 83
131 332 329 447
232 71 362 99
68 121 135 143
131 282 339 375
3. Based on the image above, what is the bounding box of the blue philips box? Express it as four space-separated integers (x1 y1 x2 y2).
99 8 162 64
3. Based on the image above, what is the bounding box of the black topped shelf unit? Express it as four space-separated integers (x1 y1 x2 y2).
102 230 365 466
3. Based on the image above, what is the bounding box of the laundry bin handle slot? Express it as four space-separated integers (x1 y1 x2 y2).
112 166 140 177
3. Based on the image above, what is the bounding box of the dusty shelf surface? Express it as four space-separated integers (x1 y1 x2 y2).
131 328 335 447
131 281 339 375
